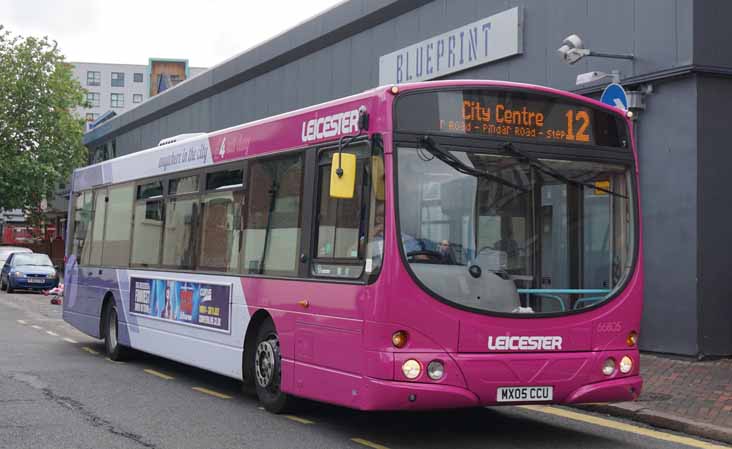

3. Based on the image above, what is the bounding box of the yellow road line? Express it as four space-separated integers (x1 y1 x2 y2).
31 325 42 330
351 438 390 449
16 319 26 325
143 369 174 380
284 415 314 425
63 338 78 344
192 387 232 399
81 346 99 355
105 357 125 364
46 331 59 337
519 405 730 449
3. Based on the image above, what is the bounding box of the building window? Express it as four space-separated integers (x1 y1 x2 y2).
133 72 143 83
86 92 100 107
133 94 143 104
170 74 183 86
111 93 124 108
84 112 98 122
111 72 125 87
86 71 101 86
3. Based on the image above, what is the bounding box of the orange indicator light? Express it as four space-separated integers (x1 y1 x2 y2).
392 330 408 348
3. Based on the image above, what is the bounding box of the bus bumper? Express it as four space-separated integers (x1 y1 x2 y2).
360 377 480 410
359 375 642 411
564 376 642 404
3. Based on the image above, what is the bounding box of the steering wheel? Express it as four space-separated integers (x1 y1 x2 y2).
406 249 444 263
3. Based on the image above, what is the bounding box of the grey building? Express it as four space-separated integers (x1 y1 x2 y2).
81 0 732 358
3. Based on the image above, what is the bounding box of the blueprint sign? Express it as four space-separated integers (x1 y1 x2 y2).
129 277 231 331
379 7 523 85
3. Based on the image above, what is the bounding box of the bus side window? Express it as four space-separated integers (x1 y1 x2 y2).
365 146 385 276
101 183 134 267
199 168 245 273
312 144 373 280
73 191 94 264
162 175 200 269
131 181 165 267
240 155 303 276
316 157 365 259
89 188 108 266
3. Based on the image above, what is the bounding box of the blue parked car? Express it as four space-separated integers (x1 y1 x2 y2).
0 252 59 293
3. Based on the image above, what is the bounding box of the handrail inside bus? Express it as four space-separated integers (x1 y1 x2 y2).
516 289 612 312
524 293 565 312
516 289 611 295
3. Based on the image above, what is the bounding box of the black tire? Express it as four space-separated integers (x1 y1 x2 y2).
103 301 129 361
0 278 6 291
6 279 14 294
253 319 293 413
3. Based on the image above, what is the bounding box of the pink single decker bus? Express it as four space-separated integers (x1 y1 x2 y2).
64 80 642 413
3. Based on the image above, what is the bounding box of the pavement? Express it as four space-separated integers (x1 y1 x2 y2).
578 353 732 445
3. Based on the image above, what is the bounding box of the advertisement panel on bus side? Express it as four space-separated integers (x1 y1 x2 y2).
129 277 231 331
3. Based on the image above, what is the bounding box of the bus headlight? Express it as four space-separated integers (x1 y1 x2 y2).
401 359 421 379
427 360 444 380
619 356 633 374
602 358 616 376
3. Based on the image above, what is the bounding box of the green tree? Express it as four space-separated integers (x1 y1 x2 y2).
0 25 87 211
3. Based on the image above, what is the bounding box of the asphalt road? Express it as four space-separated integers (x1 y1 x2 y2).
0 290 729 449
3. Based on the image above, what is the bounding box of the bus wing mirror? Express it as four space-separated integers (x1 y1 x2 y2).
330 153 356 199
371 156 385 201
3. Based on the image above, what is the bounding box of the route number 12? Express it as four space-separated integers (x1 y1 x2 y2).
566 110 590 143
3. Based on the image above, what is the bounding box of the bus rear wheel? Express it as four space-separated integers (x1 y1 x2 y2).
104 301 128 361
253 319 292 413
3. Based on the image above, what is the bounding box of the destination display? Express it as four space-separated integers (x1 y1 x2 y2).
395 89 628 148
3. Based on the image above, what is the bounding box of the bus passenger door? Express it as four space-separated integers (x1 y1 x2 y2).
66 191 92 314
290 145 373 405
83 187 108 316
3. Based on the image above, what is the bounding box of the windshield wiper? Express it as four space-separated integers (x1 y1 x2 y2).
501 142 628 199
420 136 528 192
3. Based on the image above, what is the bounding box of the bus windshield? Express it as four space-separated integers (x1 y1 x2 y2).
396 144 635 315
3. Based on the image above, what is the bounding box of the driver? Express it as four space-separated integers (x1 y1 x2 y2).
437 239 456 264
367 203 429 262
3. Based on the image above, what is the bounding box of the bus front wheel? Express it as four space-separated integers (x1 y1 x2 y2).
253 319 292 413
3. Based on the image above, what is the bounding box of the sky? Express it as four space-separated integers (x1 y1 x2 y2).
0 0 344 68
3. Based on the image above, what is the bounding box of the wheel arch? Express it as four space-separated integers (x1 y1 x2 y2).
242 309 273 386
99 291 116 339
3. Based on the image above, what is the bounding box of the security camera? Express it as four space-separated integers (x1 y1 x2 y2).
575 70 620 86
576 71 606 85
562 34 584 50
557 34 590 64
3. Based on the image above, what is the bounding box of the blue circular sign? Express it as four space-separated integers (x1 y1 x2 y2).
600 83 628 110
